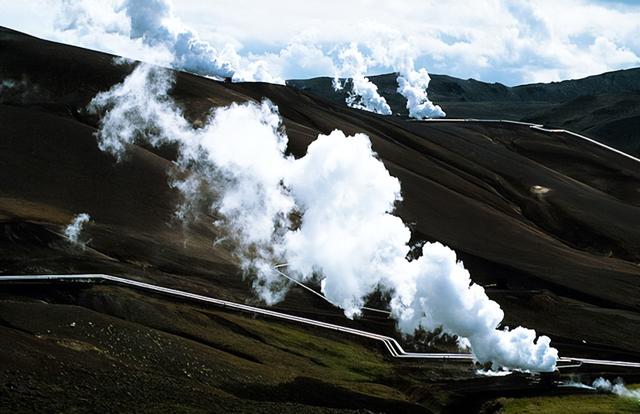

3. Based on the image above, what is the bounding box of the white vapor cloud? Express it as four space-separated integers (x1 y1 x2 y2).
370 33 446 119
0 79 17 90
331 37 444 118
332 43 392 115
88 64 293 302
49 0 282 83
4 0 637 86
395 56 445 119
120 0 236 78
88 63 558 372
52 0 174 66
2 0 448 113
593 377 640 400
64 213 91 246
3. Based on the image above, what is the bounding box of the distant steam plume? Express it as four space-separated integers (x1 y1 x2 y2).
52 0 444 107
89 64 557 372
332 43 392 115
395 56 445 119
332 40 444 118
64 213 91 246
368 35 445 119
593 377 640 400
0 79 16 91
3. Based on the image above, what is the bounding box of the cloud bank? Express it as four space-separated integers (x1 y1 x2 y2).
2 0 639 86
52 0 280 83
88 63 558 372
4 0 447 117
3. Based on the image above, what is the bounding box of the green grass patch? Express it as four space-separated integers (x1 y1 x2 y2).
224 311 394 382
497 390 640 414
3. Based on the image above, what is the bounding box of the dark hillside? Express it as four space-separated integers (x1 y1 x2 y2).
288 68 640 156
1 26 640 412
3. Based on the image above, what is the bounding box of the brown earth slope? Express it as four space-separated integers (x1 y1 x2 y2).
1 27 640 412
288 69 640 157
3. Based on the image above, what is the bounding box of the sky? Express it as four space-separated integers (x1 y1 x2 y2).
1 0 639 85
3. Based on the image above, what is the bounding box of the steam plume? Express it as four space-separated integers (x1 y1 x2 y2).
89 64 557 372
0 76 46 104
332 40 444 118
593 377 640 400
0 79 16 91
52 0 446 103
56 0 282 83
64 213 91 246
121 0 237 78
332 43 392 115
367 35 445 119
395 56 446 119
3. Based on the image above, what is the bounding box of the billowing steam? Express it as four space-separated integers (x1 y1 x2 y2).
395 56 446 119
56 0 281 83
52 0 443 111
332 41 444 118
64 213 91 246
88 65 292 301
566 377 640 400
332 44 392 115
593 377 640 400
120 0 236 78
89 63 557 372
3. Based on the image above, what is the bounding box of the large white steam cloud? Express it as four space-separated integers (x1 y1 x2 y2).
89 63 557 372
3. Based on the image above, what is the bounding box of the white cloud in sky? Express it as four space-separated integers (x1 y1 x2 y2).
0 0 639 85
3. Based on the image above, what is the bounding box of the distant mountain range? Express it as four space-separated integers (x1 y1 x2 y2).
288 68 640 157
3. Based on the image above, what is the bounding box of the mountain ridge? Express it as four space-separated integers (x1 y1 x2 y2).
287 68 640 156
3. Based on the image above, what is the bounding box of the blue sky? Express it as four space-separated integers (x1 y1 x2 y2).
1 0 639 85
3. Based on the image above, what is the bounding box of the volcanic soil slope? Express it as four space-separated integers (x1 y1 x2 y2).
1 27 640 413
289 68 640 157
